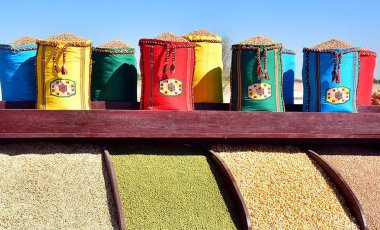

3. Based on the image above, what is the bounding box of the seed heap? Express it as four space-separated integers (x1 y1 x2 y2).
239 35 277 45
185 29 217 37
48 33 86 41
213 145 358 229
372 88 380 105
110 144 240 229
9 36 36 46
0 143 118 229
318 145 380 229
97 40 130 48
312 39 353 49
155 32 189 42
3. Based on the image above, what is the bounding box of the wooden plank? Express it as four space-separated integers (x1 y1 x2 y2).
0 110 380 138
102 149 126 230
1 101 379 113
306 150 367 230
206 149 252 230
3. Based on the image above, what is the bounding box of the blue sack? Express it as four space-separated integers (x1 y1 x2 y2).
302 48 359 112
282 49 296 105
0 44 37 101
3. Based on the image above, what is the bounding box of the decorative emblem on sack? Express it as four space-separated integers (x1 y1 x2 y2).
159 78 183 96
248 83 271 100
50 79 76 97
326 87 350 104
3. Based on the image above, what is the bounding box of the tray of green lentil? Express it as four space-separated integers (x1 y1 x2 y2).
0 142 119 229
105 144 248 230
210 144 366 230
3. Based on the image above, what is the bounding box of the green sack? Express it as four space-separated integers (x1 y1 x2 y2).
230 44 284 112
91 48 137 101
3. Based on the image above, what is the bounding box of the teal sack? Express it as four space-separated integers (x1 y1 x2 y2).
91 47 137 102
282 49 296 105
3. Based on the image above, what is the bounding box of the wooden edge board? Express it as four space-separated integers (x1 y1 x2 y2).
102 148 126 230
205 148 252 230
306 149 367 230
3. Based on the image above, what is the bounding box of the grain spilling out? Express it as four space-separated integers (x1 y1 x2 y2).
0 143 118 230
372 88 380 105
239 35 277 45
48 33 86 41
9 36 37 46
213 145 358 229
312 39 353 49
318 145 380 230
155 32 189 42
97 40 130 49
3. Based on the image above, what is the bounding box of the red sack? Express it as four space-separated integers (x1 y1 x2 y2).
139 39 195 110
358 50 376 106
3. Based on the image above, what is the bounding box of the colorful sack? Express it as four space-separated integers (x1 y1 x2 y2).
91 47 137 102
230 44 284 111
36 40 92 110
302 48 359 112
139 39 195 110
357 50 376 106
183 33 223 103
282 49 296 105
0 44 37 101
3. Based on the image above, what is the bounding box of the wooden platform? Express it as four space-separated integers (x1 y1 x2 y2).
0 108 380 139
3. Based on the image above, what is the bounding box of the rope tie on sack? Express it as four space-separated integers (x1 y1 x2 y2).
332 52 342 84
162 45 176 75
255 47 269 80
52 44 68 75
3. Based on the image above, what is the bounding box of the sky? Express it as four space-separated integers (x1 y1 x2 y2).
1 0 379 79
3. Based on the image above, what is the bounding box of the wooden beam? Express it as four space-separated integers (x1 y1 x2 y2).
0 110 380 138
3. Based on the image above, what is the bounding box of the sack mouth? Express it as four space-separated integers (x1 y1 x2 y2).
139 39 195 48
303 47 359 54
36 39 92 48
232 44 282 50
0 44 37 51
282 49 296 55
183 35 222 43
92 47 135 54
359 49 377 57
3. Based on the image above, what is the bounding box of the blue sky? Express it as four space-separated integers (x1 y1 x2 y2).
1 0 379 79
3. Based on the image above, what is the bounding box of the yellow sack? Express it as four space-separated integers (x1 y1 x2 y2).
183 34 223 103
36 40 92 110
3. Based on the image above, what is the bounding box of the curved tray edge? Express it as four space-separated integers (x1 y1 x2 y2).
102 148 126 230
306 149 367 230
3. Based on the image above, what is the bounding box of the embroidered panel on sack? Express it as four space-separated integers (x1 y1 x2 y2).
248 83 271 100
326 87 350 104
159 78 183 96
50 79 76 97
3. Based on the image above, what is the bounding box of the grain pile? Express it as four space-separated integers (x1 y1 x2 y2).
97 40 130 48
213 145 358 229
318 145 380 230
312 39 353 49
372 88 380 105
155 32 189 42
239 35 277 45
0 143 118 229
48 33 86 41
110 145 240 230
185 29 217 37
9 36 36 46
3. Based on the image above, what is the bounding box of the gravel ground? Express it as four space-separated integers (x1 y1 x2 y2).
0 142 118 230
213 145 358 230
317 145 380 230
110 145 240 230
